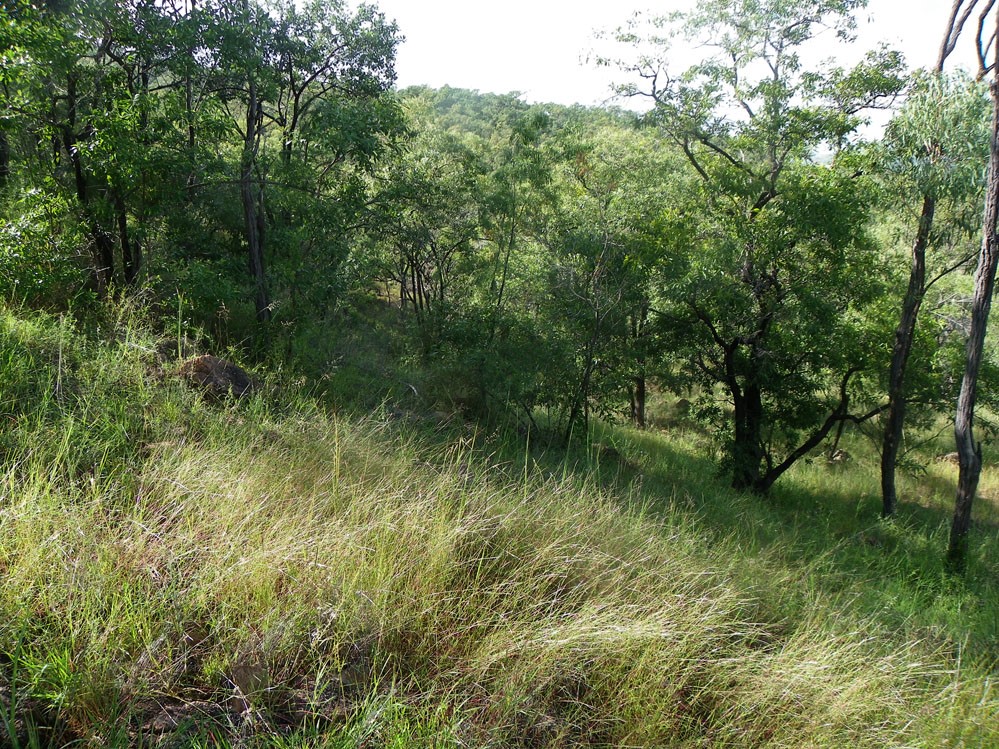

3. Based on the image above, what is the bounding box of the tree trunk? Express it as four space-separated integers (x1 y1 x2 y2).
0 128 9 187
629 303 649 428
61 73 116 293
631 376 646 429
565 338 598 443
64 141 114 292
241 82 271 323
488 210 517 343
949 75 999 573
113 189 140 285
881 194 935 517
731 383 764 492
185 0 197 199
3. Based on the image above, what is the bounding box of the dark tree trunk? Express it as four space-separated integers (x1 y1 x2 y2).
62 75 114 293
488 213 517 343
731 383 765 492
950 74 999 573
0 128 9 187
185 0 197 199
629 303 649 429
241 80 271 323
879 12 961 519
630 376 646 429
881 194 935 517
565 339 598 443
114 191 139 285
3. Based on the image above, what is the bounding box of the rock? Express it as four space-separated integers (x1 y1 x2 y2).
178 354 256 399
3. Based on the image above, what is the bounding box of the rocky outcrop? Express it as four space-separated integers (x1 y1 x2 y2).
178 354 256 399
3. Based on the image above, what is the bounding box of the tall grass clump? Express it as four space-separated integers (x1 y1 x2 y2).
0 301 996 746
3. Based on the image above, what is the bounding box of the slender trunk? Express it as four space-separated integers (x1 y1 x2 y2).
185 0 197 198
488 210 517 343
241 79 270 323
565 340 598 443
0 128 9 187
186 73 196 197
113 189 139 285
63 75 114 293
630 303 649 428
881 194 935 517
631 376 646 429
949 75 999 573
139 69 149 135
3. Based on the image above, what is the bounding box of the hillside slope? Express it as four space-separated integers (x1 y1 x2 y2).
0 303 996 747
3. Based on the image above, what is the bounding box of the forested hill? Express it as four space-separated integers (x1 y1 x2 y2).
1 0 998 745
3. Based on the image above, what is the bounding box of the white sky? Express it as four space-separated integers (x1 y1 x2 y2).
367 0 982 108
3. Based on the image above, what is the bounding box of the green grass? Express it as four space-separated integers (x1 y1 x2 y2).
1 301 997 746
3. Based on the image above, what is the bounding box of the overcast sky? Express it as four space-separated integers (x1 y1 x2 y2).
366 0 981 108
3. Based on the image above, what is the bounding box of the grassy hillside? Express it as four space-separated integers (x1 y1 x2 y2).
1 301 996 747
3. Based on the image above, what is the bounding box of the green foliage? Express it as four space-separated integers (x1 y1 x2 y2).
0 188 87 305
879 72 991 205
3 0 999 736
614 0 906 491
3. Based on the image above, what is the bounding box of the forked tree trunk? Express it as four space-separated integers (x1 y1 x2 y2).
949 74 999 573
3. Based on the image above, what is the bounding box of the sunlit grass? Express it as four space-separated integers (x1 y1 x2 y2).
1 302 997 746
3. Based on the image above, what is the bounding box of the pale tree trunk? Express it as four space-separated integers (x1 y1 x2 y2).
950 71 999 573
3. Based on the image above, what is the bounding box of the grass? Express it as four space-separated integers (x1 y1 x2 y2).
1 301 997 746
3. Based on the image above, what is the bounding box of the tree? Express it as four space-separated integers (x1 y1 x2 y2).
616 0 903 492
877 70 989 518
542 123 684 434
949 0 999 572
1 0 167 292
122 0 402 325
367 113 482 348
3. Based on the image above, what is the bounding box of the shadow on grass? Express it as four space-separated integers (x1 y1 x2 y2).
294 311 999 667
529 420 999 666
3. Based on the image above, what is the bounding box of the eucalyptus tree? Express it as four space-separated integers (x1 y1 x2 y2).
947 0 999 572
615 0 904 492
877 72 990 518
